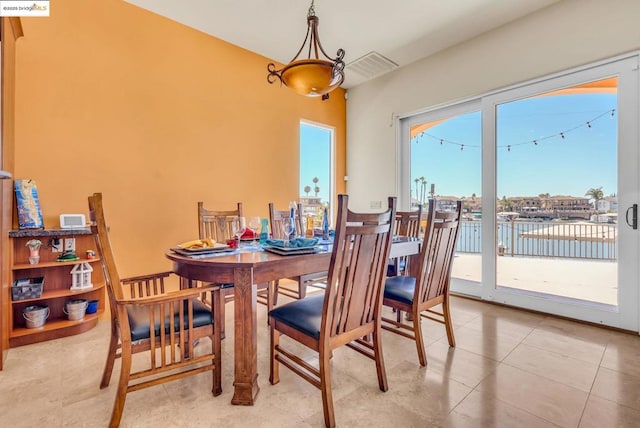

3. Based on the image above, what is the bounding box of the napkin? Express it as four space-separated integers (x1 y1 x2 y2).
240 229 256 239
266 237 319 248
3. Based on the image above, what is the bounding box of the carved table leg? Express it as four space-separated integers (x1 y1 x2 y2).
231 267 260 405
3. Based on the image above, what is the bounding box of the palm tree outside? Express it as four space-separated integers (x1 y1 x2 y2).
585 187 604 213
498 196 513 212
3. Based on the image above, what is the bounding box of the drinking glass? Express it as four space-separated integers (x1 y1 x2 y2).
282 217 295 247
231 217 246 247
248 216 261 245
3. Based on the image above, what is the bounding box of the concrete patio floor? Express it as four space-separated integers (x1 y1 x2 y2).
451 253 618 306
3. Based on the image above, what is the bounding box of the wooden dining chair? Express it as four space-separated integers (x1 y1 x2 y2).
197 202 274 331
381 199 462 366
90 193 222 428
268 202 327 303
197 201 243 243
388 205 423 277
269 195 396 428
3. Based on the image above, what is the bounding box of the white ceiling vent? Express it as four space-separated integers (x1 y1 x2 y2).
346 51 399 80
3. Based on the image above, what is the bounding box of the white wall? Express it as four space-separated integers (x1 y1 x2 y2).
346 0 640 211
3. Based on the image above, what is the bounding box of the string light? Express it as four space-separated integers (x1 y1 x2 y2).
412 108 615 152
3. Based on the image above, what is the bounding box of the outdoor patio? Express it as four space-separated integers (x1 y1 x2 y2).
451 253 617 306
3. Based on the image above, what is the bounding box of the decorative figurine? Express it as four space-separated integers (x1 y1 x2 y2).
57 249 79 262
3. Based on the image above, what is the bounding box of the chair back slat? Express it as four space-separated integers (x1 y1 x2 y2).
322 195 396 340
389 206 423 277
121 273 169 299
416 200 462 305
198 201 243 241
269 202 303 239
394 206 423 238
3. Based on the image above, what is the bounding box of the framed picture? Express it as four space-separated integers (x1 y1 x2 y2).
15 179 44 229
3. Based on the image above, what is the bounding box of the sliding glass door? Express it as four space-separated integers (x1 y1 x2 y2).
399 55 639 330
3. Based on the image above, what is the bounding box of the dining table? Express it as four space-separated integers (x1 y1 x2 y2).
166 237 421 406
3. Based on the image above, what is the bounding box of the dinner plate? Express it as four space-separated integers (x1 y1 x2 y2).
263 246 318 256
171 243 230 256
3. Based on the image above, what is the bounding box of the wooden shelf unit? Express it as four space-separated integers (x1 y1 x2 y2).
8 228 105 347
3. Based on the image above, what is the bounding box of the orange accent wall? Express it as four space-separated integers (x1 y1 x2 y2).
13 0 346 275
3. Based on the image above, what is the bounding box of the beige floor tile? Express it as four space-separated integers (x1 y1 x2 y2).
449 295 487 313
606 330 640 349
62 389 117 428
591 367 640 411
579 395 640 428
116 382 179 427
169 374 311 428
476 364 588 427
385 360 473 423
476 303 547 329
444 324 521 361
443 301 484 327
462 314 538 343
600 339 640 378
0 397 63 427
445 390 560 428
337 319 450 374
537 317 612 346
523 329 606 365
332 385 429 428
425 341 500 388
1 339 63 384
503 343 599 392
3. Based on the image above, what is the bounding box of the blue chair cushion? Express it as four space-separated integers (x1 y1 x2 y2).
127 299 213 342
268 294 325 339
386 260 407 277
384 276 416 305
386 263 397 277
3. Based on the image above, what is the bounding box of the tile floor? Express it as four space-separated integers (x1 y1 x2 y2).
1 294 640 427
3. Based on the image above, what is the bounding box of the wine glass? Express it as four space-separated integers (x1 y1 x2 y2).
231 217 246 247
282 217 295 247
248 216 261 245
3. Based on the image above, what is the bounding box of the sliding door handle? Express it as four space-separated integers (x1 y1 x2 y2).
625 204 637 229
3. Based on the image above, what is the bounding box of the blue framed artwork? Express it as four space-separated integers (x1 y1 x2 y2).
15 179 44 229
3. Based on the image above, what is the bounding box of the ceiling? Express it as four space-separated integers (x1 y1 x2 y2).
124 0 561 88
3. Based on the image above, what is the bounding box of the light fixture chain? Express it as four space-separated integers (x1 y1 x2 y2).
308 0 316 18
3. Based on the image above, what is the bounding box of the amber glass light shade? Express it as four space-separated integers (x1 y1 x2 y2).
267 3 345 99
281 59 343 97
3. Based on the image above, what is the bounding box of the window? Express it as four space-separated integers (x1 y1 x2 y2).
299 121 334 222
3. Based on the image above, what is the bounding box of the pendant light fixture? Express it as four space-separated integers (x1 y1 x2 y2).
267 0 345 99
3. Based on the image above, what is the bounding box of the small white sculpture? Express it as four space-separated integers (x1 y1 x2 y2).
70 262 93 290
